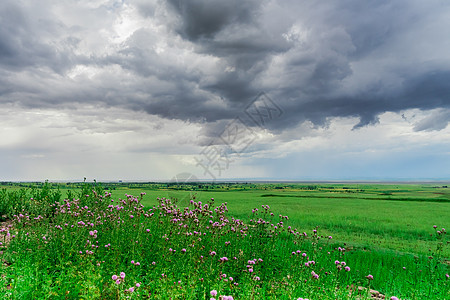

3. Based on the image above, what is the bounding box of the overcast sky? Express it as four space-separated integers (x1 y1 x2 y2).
1 0 449 181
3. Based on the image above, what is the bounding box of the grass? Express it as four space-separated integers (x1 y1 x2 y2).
0 181 448 299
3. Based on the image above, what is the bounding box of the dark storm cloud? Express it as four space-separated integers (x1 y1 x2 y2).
1 0 450 140
166 0 262 41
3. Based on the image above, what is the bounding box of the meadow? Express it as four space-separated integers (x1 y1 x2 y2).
0 181 448 299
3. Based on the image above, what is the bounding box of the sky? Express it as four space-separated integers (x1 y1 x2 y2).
1 0 450 182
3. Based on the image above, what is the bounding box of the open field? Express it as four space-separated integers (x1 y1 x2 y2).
0 181 448 299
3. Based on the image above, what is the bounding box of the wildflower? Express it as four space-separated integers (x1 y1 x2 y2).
112 275 118 280
210 290 217 296
390 297 399 300
311 271 319 279
181 248 186 253
366 274 374 280
345 266 351 272
120 272 126 279
126 287 134 292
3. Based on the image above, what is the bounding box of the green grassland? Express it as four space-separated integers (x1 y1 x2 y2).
106 182 450 257
0 181 448 299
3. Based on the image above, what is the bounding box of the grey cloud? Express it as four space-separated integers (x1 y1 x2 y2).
166 0 262 41
414 109 450 132
0 2 77 73
2 0 450 146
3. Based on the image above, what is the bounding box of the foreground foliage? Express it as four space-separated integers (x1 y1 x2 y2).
0 182 448 299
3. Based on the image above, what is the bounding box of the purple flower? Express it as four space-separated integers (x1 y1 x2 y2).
366 274 374 280
345 266 351 272
112 275 118 280
210 290 217 296
120 272 126 279
136 283 141 287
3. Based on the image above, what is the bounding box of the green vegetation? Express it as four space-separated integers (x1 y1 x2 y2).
0 181 448 299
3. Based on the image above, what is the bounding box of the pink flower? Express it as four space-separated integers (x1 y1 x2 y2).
210 290 217 296
345 266 351 272
390 297 399 300
136 283 141 287
366 274 374 280
112 275 118 280
120 272 126 279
